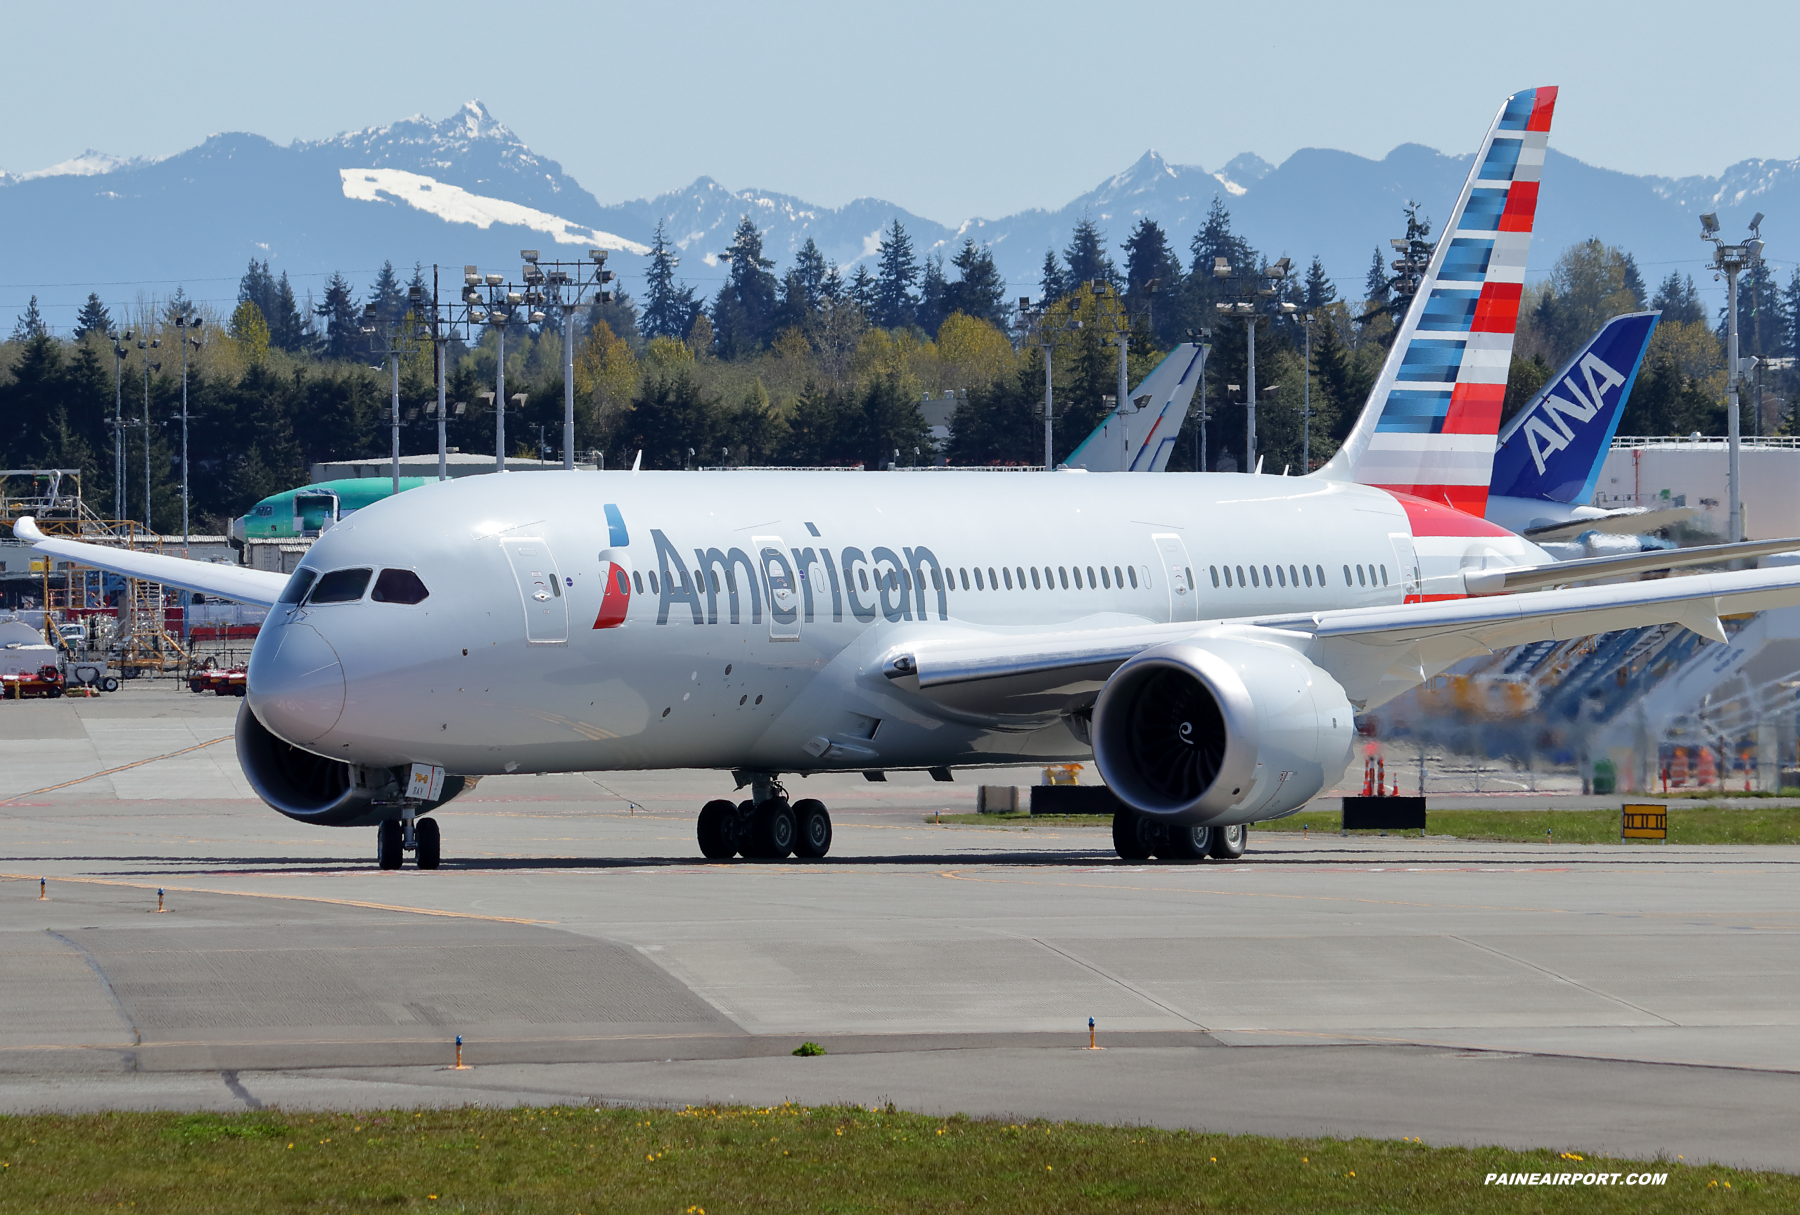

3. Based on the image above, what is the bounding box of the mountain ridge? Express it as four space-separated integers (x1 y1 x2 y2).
2 100 1785 330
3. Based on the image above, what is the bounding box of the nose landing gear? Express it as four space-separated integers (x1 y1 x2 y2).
696 778 832 860
376 805 441 869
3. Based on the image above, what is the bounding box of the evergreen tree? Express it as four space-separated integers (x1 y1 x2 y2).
1038 250 1069 305
1651 271 1704 326
711 216 779 357
369 260 405 327
269 272 305 351
848 264 878 316
1122 218 1181 343
780 237 834 317
916 253 949 335
943 240 1010 329
72 293 112 340
1191 197 1254 280
1785 269 1800 357
1364 247 1390 308
873 219 919 330
1622 253 1648 310
1303 257 1337 311
11 295 47 341
641 221 699 341
1063 216 1118 290
315 272 360 360
238 258 275 316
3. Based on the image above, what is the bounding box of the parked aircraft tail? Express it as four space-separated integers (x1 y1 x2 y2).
1063 343 1208 472
1315 86 1558 516
1490 310 1659 504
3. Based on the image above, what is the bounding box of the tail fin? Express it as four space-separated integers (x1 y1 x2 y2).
1064 343 1208 472
1489 310 1658 505
1317 86 1558 515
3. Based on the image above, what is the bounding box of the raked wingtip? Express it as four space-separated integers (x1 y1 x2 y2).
12 516 44 543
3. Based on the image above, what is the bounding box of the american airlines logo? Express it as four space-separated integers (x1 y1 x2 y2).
1520 352 1627 474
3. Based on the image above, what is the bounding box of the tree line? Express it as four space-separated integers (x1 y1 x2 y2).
2 195 1776 536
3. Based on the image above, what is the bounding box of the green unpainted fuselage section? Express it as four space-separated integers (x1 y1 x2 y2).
239 477 432 538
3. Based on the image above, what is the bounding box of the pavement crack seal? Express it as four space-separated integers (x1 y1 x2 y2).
220 1069 264 1109
45 928 141 1067
0 735 234 806
1448 935 1681 1026
1028 937 1211 1031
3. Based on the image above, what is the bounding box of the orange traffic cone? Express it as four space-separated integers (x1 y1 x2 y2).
1696 746 1717 788
1671 747 1689 788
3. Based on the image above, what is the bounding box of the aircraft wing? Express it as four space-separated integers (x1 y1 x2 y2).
881 564 1800 718
13 516 289 607
1457 536 1800 594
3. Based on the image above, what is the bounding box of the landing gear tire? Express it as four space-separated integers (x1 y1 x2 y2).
697 799 739 859
1111 810 1155 861
1157 823 1213 862
792 799 832 859
100 677 119 692
1209 822 1247 860
748 799 797 860
416 817 441 869
377 820 403 870
734 799 763 857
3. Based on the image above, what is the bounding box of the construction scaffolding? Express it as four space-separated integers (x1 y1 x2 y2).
1 469 188 672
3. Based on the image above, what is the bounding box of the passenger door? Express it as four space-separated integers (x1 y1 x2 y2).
1152 533 1199 623
754 535 801 641
500 537 568 644
1389 531 1420 602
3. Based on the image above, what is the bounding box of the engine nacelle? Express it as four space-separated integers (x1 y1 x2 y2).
1092 635 1354 825
234 703 468 827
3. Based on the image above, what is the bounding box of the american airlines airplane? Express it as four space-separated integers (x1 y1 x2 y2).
19 86 1800 870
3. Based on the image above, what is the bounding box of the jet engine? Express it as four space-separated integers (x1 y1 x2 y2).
234 704 468 826
1091 635 1354 825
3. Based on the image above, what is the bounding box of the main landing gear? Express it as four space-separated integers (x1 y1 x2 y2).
697 778 832 861
1112 809 1246 862
377 806 441 870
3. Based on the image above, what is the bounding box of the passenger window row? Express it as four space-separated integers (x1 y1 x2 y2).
1209 562 1388 590
950 564 1138 592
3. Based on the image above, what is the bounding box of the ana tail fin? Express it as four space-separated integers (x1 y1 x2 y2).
1489 310 1659 504
1316 86 1558 515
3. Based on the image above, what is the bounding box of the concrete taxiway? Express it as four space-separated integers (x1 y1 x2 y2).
2 683 1797 1171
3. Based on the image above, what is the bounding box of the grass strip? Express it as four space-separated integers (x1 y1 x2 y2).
1255 805 1800 845
0 1104 1789 1213
932 806 1800 844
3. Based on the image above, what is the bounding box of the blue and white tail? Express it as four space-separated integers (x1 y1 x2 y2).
1316 86 1558 517
1064 343 1208 472
1489 311 1658 505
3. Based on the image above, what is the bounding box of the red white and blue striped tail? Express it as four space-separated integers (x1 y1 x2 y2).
1316 86 1557 517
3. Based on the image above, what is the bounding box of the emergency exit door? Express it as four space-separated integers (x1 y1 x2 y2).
1152 533 1199 623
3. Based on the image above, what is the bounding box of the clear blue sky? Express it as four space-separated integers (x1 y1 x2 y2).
7 0 1798 222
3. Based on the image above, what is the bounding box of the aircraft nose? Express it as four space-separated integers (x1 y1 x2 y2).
246 623 345 745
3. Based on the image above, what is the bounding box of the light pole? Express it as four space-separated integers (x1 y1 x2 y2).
136 336 161 531
1189 328 1212 472
171 312 204 549
1213 255 1298 473
521 249 614 469
1298 309 1314 472
1701 211 1765 543
108 330 133 522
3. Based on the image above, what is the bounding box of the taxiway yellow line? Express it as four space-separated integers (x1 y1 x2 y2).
0 734 234 804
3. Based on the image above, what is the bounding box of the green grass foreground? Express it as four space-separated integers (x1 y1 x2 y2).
0 1105 1790 1213
936 806 1800 844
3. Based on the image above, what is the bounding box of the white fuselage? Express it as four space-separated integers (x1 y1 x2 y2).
247 470 1547 778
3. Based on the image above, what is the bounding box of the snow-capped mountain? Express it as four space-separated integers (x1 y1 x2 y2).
1 100 1789 332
